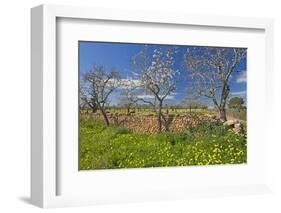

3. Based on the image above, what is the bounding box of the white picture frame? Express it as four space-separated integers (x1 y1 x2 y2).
31 4 274 208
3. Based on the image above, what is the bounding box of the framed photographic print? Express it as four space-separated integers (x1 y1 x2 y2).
31 4 274 208
78 41 248 170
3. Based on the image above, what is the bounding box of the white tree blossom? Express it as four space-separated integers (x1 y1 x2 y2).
132 46 179 132
184 47 246 122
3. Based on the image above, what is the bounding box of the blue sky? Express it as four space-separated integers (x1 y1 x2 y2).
79 41 247 107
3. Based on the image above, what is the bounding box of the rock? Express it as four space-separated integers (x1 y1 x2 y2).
223 120 236 127
234 122 245 134
207 114 217 119
234 123 241 128
223 119 244 134
233 126 242 134
210 114 217 119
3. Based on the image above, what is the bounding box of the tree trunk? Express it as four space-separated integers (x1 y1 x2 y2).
100 108 110 126
219 107 227 122
89 103 97 113
161 113 169 132
219 82 230 122
157 101 163 132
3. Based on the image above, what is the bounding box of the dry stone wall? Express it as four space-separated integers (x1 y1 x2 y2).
87 112 219 134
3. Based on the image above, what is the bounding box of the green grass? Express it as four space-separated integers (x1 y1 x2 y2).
79 117 247 170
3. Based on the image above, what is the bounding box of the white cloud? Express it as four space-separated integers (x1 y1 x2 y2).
137 94 155 99
236 70 247 83
120 79 141 87
113 77 178 100
166 95 176 100
110 78 141 89
131 71 139 77
230 90 246 97
170 92 178 96
137 93 176 100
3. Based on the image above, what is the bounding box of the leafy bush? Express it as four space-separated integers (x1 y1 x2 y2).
114 126 130 135
189 121 230 136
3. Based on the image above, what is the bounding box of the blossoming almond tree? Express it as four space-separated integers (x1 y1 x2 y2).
81 65 120 126
119 81 139 114
184 47 246 122
132 46 179 132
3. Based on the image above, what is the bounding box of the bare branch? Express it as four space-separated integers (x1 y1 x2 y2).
81 65 120 125
132 46 179 132
184 47 246 121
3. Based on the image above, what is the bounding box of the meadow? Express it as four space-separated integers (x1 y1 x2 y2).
79 112 247 170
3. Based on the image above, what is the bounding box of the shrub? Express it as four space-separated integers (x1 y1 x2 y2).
114 126 130 135
189 121 230 136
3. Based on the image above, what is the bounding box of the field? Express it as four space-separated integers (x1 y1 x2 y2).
79 110 247 170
